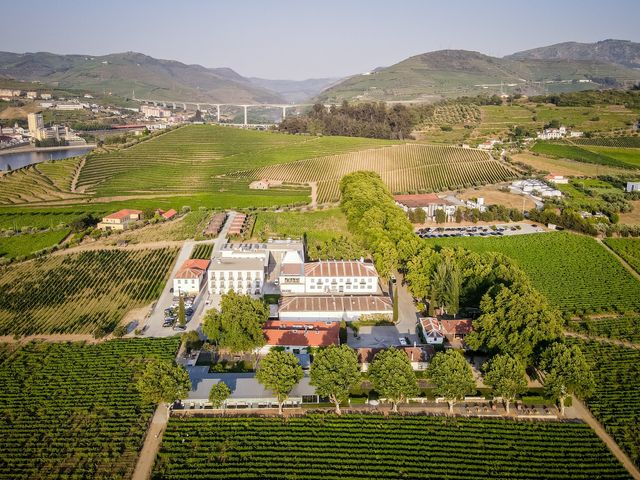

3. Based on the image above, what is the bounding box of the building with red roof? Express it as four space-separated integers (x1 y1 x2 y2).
174 259 210 295
357 346 433 372
394 194 460 222
97 209 143 231
259 320 340 354
157 208 178 220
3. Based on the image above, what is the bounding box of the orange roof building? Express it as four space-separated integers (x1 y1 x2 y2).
261 321 340 351
174 259 210 295
97 209 143 231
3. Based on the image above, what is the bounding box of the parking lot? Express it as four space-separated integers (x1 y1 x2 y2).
416 222 545 239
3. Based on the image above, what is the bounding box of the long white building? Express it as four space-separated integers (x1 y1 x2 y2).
278 295 393 322
208 257 265 296
279 258 379 295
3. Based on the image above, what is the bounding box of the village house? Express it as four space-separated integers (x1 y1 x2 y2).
97 209 143 231
544 174 569 185
419 317 446 345
259 320 340 354
173 259 210 295
208 257 265 296
626 181 640 193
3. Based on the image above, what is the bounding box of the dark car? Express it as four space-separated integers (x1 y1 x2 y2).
162 319 174 328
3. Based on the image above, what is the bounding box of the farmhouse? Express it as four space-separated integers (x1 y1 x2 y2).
249 179 283 190
183 369 318 409
394 194 458 221
279 258 379 295
157 208 177 220
259 320 340 354
278 295 392 322
97 209 143 230
419 317 445 345
440 319 473 341
173 259 210 295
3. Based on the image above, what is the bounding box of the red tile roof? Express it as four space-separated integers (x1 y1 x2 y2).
357 347 426 364
303 261 378 278
419 317 445 338
281 263 304 276
175 259 210 279
263 321 340 347
104 209 143 220
440 319 473 335
279 296 392 313
394 194 451 208
162 209 177 219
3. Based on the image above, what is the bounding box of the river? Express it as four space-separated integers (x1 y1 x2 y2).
0 147 94 171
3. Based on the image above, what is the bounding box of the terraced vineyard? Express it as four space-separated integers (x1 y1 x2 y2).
153 415 630 479
76 125 399 197
568 338 640 468
569 315 640 343
190 243 213 259
425 104 481 126
604 237 640 273
0 247 178 335
424 232 640 314
0 338 180 480
229 144 518 204
571 137 640 148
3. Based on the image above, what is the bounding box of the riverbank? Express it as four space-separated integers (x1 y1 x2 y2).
0 144 97 156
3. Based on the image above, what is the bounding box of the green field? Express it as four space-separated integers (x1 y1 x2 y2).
252 208 350 242
0 228 69 260
425 232 640 314
584 146 640 168
569 339 640 467
569 315 640 343
0 338 180 479
0 247 178 336
153 415 630 479
190 243 213 259
572 137 640 148
604 238 640 273
531 142 633 169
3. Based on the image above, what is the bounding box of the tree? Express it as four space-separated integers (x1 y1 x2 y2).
483 354 527 413
209 382 231 409
310 345 360 414
136 360 191 405
427 350 476 413
455 208 463 223
202 292 268 353
256 350 303 415
414 208 426 224
540 342 595 416
392 286 399 323
369 348 418 412
430 257 461 316
435 208 447 224
177 295 186 327
465 284 563 365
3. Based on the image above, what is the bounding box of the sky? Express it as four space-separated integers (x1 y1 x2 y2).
2 0 639 80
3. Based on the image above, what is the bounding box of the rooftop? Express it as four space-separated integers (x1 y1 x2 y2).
304 260 378 278
210 257 265 271
103 209 143 220
279 295 392 313
175 259 210 279
357 346 428 364
263 321 340 347
394 194 452 208
440 318 473 335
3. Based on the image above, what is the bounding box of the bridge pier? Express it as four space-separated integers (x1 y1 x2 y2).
282 106 287 120
183 103 187 110
243 105 248 126
216 105 221 122
196 103 201 111
172 102 176 109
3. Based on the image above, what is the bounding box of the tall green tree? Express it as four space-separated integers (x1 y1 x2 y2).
435 209 447 224
310 345 360 414
465 284 563 365
177 295 186 327
256 350 303 415
202 292 268 353
483 354 528 413
430 257 461 316
208 382 231 409
136 360 191 405
369 348 418 412
427 350 476 413
540 342 595 416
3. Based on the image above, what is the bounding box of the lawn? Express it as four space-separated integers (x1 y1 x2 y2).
153 414 630 479
0 338 180 480
0 228 69 260
425 232 640 314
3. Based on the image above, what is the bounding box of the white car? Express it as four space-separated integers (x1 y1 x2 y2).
398 337 408 346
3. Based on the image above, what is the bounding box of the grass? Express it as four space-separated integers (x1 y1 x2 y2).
0 247 178 336
425 232 640 314
583 146 640 168
511 152 631 177
114 209 213 243
153 414 630 479
531 142 632 169
252 208 351 243
0 228 69 260
0 338 180 479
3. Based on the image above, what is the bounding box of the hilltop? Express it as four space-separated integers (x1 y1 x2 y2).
317 48 640 103
0 51 285 104
507 39 640 69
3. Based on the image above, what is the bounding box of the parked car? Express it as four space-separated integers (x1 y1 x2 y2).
162 319 174 328
173 324 187 332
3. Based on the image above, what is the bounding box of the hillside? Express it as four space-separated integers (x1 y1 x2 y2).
507 39 640 69
317 49 640 102
0 51 284 104
248 77 341 103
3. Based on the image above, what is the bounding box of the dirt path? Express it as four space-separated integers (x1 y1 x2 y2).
0 334 103 344
309 181 318 209
70 156 85 193
51 239 185 257
564 330 640 349
132 405 169 480
570 396 640 480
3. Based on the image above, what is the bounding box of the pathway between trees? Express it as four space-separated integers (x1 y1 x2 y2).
132 405 169 480
570 396 640 480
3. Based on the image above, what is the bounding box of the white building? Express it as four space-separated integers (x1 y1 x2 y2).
278 295 393 323
208 257 265 296
537 126 567 140
26 91 38 99
627 182 640 193
27 113 44 134
173 259 210 296
55 103 86 111
544 174 569 185
511 179 562 198
0 89 22 97
419 317 445 345
394 194 459 222
141 105 171 118
40 93 52 100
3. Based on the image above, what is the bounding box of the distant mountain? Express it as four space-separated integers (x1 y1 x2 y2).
317 48 640 103
506 39 640 70
0 51 285 104
248 77 342 103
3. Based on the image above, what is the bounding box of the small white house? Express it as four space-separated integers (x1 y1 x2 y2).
419 317 445 345
173 259 210 295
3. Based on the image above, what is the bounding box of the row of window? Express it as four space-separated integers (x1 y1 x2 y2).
210 271 263 280
309 278 373 284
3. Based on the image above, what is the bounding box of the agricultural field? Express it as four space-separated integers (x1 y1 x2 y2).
114 209 213 244
511 152 631 177
425 232 640 314
568 315 640 343
604 238 640 273
0 337 180 480
569 338 640 467
531 142 632 169
0 247 178 336
190 243 213 259
0 209 104 231
153 414 630 480
572 137 640 148
229 144 518 204
584 146 640 168
0 228 69 260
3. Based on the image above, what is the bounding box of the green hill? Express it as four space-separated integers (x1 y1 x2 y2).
317 49 640 102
